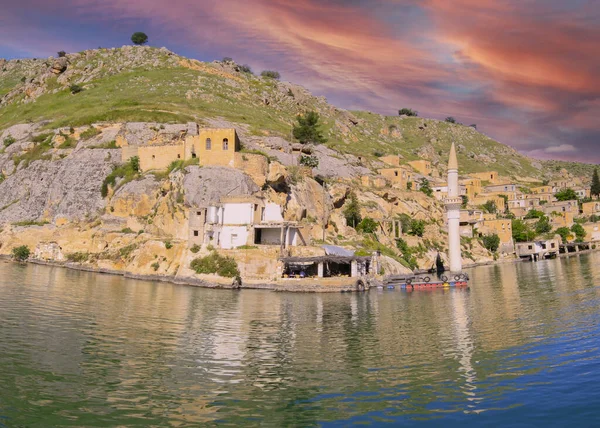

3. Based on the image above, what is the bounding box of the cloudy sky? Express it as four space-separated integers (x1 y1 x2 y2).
1 0 598 163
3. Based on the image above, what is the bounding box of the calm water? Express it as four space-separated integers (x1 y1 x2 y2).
1 254 600 427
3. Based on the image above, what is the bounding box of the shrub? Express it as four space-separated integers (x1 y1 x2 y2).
419 178 433 197
237 245 258 250
164 240 173 249
12 245 30 262
261 70 281 80
372 151 384 157
190 244 201 253
0 172 5 183
80 126 101 140
101 156 140 197
445 117 457 123
190 252 240 278
222 57 233 63
356 217 379 234
481 234 500 252
409 219 425 237
481 200 497 214
238 64 252 74
131 32 148 45
121 227 135 234
396 238 418 270
524 209 545 219
406 181 413 191
461 195 468 208
57 51 66 57
32 133 53 143
69 84 83 94
293 111 327 145
555 227 572 244
535 216 552 234
299 155 319 168
398 108 418 117
469 124 477 129
3 135 16 147
151 262 160 271
66 252 89 263
571 223 586 242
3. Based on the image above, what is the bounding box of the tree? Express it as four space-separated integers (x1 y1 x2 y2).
222 57 233 63
12 245 30 261
512 219 535 242
469 124 477 129
555 188 578 201
535 216 552 235
299 155 319 168
57 51 66 57
69 84 83 94
131 32 148 45
292 111 327 145
343 192 361 228
481 234 500 252
461 195 468 208
406 181 413 191
524 209 544 219
398 108 418 117
481 200 497 214
419 178 433 197
571 223 586 242
445 117 456 123
356 217 378 234
591 168 600 199
261 70 280 80
555 227 572 244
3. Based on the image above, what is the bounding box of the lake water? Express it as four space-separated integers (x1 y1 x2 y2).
1 253 600 427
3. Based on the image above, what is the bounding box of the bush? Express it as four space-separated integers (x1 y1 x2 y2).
151 262 160 271
261 70 281 80
571 223 586 242
164 240 173 249
3 135 16 147
409 220 425 237
69 84 83 94
398 108 418 117
121 227 136 234
222 57 233 63
190 244 201 253
131 32 148 45
535 216 552 234
372 151 384 157
190 252 240 278
101 156 140 197
57 51 66 57
356 217 379 234
481 234 500 252
80 126 101 140
406 181 413 191
238 64 252 74
555 227 572 244
481 200 497 214
12 245 30 262
299 155 319 168
524 209 545 219
293 111 327 145
445 117 457 123
512 219 535 242
66 252 89 263
419 178 433 197
461 195 468 208
396 238 418 270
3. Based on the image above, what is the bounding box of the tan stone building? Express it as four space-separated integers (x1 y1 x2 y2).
460 178 482 199
582 201 600 216
408 160 432 176
378 167 414 189
471 171 499 183
379 155 402 167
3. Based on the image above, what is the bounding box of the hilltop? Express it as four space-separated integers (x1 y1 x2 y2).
0 45 572 179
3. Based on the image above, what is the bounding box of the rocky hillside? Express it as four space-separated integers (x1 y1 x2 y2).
0 46 572 180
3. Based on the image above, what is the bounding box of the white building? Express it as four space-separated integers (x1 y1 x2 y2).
189 196 304 250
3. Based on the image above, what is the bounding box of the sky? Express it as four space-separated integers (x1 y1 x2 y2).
1 0 598 163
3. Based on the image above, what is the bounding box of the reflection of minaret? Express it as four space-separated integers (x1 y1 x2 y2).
445 143 462 273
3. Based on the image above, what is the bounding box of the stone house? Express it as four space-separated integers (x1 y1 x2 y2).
479 218 513 250
408 160 432 176
582 201 600 216
471 171 499 183
515 239 560 260
378 167 414 189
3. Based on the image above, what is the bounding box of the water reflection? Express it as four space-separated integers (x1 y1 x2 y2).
1 253 600 426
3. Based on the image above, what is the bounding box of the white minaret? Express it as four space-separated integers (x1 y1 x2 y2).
445 143 462 273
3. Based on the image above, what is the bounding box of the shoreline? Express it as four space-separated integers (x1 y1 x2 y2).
2 247 598 293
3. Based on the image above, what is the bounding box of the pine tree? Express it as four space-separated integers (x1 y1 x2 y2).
591 168 600 199
343 193 362 228
292 111 327 145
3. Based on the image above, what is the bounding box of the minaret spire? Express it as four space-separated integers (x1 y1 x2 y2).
445 143 462 273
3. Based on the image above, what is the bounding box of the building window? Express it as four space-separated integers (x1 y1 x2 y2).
528 245 533 250
223 138 229 150
192 152 196 158
152 155 155 159
196 211 202 216
193 230 199 237
395 171 399 177
177 154 181 159
551 243 555 248
206 138 212 150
